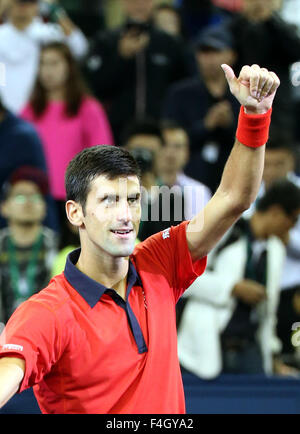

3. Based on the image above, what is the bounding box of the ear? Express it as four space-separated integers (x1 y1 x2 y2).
0 200 9 219
65 200 85 228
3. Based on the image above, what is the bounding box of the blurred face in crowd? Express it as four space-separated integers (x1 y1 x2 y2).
39 48 70 93
159 128 189 176
264 205 300 240
153 8 181 37
196 47 236 80
263 148 296 190
122 0 154 22
241 0 277 22
9 0 39 27
1 181 46 225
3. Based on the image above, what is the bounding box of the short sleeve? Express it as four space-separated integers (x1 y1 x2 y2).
133 221 207 302
0 299 61 393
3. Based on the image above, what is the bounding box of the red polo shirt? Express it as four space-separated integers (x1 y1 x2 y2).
0 221 206 414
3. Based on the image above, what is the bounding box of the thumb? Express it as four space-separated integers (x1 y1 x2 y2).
221 64 237 86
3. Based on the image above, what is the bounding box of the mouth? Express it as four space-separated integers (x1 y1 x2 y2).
110 229 134 240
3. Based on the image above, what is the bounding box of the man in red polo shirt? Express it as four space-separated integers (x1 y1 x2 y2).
0 64 280 413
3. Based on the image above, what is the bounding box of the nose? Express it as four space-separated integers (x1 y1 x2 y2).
116 199 132 224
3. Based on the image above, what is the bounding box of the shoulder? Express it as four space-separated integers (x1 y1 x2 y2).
80 96 104 113
7 113 39 138
25 275 72 316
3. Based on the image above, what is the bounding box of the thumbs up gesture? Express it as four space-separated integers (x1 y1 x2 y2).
221 64 280 115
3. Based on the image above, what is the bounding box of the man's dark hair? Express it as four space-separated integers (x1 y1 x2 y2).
65 145 141 211
121 118 164 146
256 179 300 216
267 126 297 157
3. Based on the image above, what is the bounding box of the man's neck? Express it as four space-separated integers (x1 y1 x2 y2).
160 171 178 187
76 247 129 300
10 18 33 31
9 222 42 247
204 74 227 98
249 213 267 240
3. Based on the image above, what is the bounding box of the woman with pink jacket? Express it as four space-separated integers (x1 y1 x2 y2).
21 42 114 230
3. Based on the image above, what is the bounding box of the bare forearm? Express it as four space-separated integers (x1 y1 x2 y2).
0 358 25 409
217 138 265 212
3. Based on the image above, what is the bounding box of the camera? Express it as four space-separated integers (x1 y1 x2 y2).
129 148 154 175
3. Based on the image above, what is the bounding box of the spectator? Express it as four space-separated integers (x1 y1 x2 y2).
152 3 182 38
84 0 190 143
0 0 88 113
21 42 114 233
159 120 211 220
162 25 239 193
0 96 59 232
228 0 300 135
178 180 300 378
122 118 175 241
0 166 58 323
245 128 300 368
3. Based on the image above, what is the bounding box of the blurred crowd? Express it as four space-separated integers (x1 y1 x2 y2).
1 0 300 380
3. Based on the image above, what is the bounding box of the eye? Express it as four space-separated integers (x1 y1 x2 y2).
102 195 117 205
128 195 140 205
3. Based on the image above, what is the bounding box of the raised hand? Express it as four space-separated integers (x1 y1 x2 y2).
221 64 280 114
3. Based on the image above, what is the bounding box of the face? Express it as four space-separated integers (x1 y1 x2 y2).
68 175 141 258
159 128 189 175
241 0 276 21
267 205 300 239
39 49 69 92
122 0 154 22
9 0 38 24
1 181 46 224
153 9 181 36
196 48 236 79
263 149 295 190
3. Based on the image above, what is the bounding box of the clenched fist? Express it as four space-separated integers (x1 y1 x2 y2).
221 64 280 115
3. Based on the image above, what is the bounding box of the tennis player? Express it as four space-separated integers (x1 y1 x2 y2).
0 64 280 413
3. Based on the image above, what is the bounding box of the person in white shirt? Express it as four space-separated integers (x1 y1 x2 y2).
0 0 88 113
158 120 212 220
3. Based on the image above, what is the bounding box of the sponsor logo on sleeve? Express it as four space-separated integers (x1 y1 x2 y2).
2 344 23 352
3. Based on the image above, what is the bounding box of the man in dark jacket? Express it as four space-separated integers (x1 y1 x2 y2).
228 0 300 134
162 25 240 193
84 0 190 143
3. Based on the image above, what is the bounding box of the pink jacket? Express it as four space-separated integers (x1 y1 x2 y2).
21 97 114 200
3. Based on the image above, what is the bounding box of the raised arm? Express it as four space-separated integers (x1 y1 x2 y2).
187 64 280 260
0 357 25 409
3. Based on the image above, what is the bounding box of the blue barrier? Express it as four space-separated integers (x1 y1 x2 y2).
1 373 300 414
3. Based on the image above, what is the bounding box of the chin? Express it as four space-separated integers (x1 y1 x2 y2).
108 243 136 258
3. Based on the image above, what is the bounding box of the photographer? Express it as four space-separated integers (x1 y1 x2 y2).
85 0 190 143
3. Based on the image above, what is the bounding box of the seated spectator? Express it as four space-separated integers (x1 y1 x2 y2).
0 166 58 323
228 0 300 136
21 42 114 236
159 120 211 220
245 128 300 369
0 0 88 113
178 180 300 379
162 25 239 193
0 96 59 232
122 118 174 241
84 0 190 143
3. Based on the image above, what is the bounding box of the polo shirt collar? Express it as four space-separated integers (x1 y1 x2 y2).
64 248 142 308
